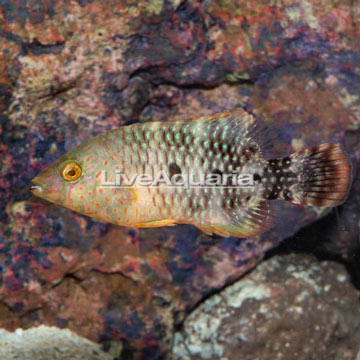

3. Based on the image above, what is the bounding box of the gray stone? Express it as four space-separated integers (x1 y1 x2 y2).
172 254 360 360
0 326 115 360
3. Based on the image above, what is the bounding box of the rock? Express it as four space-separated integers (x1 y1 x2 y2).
0 325 115 360
172 254 360 360
1 0 360 358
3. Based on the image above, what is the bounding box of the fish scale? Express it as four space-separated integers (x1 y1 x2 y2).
103 119 265 226
31 109 352 238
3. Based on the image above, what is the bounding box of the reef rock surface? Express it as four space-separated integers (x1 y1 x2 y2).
0 0 360 358
172 254 360 360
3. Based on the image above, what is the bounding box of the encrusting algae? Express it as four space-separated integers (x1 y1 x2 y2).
31 109 352 237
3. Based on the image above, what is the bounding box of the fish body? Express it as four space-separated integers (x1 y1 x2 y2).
31 109 352 237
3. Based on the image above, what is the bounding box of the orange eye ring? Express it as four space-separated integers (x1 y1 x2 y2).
61 161 83 182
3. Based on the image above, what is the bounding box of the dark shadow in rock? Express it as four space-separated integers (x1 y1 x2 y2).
265 201 360 289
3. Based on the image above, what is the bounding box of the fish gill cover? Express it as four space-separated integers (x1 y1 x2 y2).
0 0 360 359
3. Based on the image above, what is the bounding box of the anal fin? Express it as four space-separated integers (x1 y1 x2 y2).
194 201 276 238
194 224 215 236
134 219 177 228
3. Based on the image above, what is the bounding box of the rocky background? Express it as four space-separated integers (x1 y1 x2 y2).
172 254 360 360
0 0 360 359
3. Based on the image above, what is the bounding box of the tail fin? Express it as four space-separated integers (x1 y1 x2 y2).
290 143 352 207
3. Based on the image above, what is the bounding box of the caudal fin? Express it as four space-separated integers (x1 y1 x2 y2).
290 143 352 207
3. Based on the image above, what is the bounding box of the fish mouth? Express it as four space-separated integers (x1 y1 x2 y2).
30 184 44 194
31 176 43 194
30 176 50 197
30 176 60 202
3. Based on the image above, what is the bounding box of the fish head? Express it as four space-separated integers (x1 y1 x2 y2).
31 137 107 217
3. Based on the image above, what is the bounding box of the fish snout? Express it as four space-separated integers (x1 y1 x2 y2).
30 175 46 195
30 175 55 198
31 175 43 193
30 184 44 194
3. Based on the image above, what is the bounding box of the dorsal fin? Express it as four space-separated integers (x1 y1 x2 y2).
189 109 289 159
191 109 255 143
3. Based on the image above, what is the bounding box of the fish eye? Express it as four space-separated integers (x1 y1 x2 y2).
61 161 82 182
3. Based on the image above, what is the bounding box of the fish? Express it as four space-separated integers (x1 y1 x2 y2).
31 109 352 238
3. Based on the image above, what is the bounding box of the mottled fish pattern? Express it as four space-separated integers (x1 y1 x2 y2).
31 109 352 237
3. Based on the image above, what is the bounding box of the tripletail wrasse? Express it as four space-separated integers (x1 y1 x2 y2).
31 109 352 237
